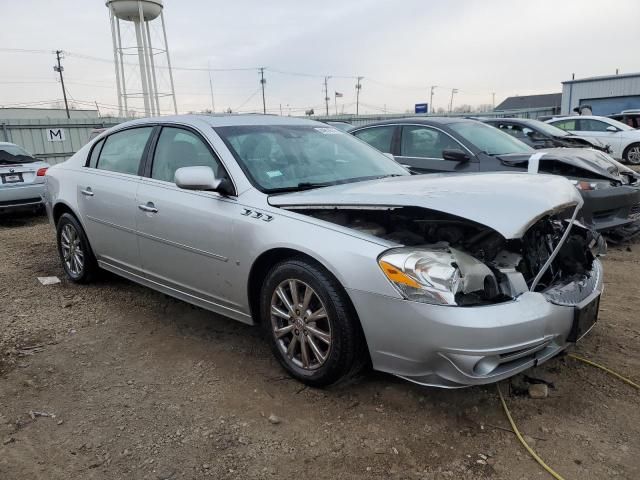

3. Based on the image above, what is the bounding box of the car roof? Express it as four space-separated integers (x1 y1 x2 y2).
481 117 539 126
0 142 20 147
115 114 325 129
351 117 476 129
548 115 611 121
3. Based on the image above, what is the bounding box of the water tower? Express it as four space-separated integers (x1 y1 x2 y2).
106 0 177 116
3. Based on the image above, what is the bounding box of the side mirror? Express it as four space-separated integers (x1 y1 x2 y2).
442 149 470 162
175 166 233 195
606 126 618 132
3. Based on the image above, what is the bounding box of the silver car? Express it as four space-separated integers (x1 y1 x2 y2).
44 115 604 388
1 142 49 213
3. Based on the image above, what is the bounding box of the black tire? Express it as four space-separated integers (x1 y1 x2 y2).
260 258 367 387
623 142 640 165
56 213 98 283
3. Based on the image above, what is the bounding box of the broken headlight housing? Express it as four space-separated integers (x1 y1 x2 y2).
379 246 501 306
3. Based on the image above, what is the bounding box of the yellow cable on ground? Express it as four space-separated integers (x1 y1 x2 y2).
568 353 640 390
496 384 567 480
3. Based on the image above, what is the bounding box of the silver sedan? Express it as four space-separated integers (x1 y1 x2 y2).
1 142 49 213
44 115 604 388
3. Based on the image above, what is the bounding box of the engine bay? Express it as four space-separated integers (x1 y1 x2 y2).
290 206 602 305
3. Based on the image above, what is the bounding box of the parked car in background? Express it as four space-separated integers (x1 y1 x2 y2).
608 110 640 129
480 117 610 153
546 115 640 164
45 114 604 388
350 118 640 232
0 142 49 214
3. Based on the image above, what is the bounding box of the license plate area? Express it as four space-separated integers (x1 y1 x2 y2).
2 173 24 184
568 295 600 342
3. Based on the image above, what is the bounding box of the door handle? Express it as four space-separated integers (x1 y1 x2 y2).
138 203 158 213
81 188 94 197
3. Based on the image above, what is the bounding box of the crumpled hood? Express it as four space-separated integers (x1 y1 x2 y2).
268 172 582 239
497 148 638 183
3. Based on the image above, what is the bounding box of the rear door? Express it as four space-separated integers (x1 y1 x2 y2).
351 125 399 155
135 125 243 314
395 125 479 173
78 126 154 275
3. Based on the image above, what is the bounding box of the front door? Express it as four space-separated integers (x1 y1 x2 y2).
78 126 154 275
135 125 243 315
395 125 479 173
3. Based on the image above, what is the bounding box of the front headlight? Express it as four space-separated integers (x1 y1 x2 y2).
378 247 498 306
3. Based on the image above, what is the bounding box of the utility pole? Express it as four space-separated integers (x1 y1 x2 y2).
323 76 331 116
355 76 363 116
429 85 437 113
54 50 70 119
492 92 495 110
259 67 266 114
448 88 458 113
208 61 215 113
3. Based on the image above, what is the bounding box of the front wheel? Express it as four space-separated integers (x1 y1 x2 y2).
623 143 640 165
260 258 367 387
56 213 98 283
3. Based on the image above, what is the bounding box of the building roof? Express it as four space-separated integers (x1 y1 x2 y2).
494 93 561 111
562 72 640 85
0 107 99 120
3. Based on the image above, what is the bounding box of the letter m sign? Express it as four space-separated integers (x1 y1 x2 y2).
47 128 65 142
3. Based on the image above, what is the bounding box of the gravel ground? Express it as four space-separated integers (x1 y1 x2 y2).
1 213 639 480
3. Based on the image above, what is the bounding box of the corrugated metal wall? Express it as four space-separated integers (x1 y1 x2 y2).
0 117 126 165
561 75 640 115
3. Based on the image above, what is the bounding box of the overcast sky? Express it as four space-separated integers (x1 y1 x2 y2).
1 0 639 116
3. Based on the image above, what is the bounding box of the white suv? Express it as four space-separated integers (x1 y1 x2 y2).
546 115 640 164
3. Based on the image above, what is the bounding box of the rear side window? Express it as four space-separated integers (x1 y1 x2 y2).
551 119 577 131
96 127 153 175
353 126 395 153
400 126 461 159
578 119 614 132
87 138 105 168
151 127 224 183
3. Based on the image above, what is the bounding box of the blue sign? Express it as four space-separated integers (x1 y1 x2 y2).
415 103 429 114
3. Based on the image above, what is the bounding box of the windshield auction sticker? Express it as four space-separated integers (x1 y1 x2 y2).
314 127 342 135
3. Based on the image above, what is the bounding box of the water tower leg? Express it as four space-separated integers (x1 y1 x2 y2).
160 11 178 115
134 19 151 116
108 6 123 116
137 1 154 116
145 21 161 115
115 17 128 116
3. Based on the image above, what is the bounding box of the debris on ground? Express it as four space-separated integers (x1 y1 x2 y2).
528 384 549 399
267 414 281 425
37 276 61 285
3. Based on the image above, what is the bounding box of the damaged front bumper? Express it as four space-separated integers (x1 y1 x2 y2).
348 259 603 388
580 184 640 231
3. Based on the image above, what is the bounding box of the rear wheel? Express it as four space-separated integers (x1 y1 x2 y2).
260 258 367 387
56 213 98 283
623 143 640 165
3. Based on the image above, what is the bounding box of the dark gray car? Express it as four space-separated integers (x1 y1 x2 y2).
350 118 640 232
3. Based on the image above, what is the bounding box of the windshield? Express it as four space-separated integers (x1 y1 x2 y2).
450 121 534 155
215 125 408 192
529 121 572 137
0 144 36 164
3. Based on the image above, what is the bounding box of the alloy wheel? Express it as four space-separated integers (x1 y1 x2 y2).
270 279 332 370
60 223 85 276
627 146 640 164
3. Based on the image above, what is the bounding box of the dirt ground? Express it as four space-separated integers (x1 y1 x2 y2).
1 214 639 480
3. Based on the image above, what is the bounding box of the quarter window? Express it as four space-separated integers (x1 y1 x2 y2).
151 127 224 183
87 138 105 168
400 126 460 159
96 127 153 175
352 126 395 153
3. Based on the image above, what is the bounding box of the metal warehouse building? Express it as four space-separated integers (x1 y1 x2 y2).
561 72 640 115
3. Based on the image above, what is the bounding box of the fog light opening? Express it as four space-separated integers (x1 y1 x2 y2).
474 356 500 375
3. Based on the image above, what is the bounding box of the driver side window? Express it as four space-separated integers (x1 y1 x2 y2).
400 126 460 159
151 127 224 183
